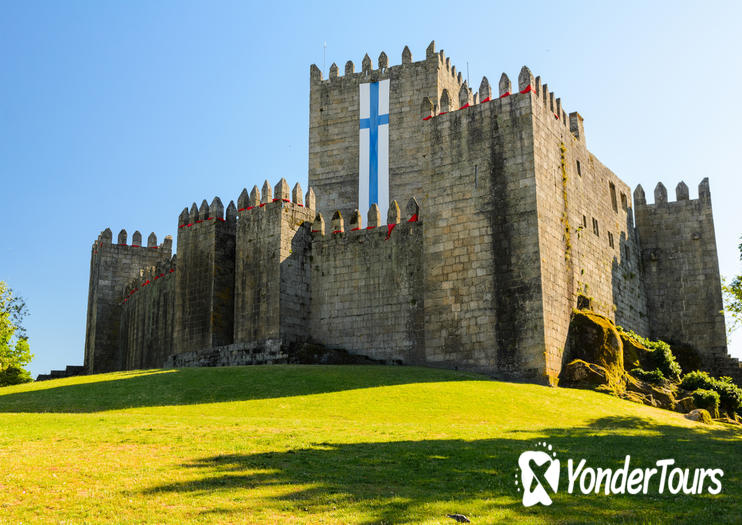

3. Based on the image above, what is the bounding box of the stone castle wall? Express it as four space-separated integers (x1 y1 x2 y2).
310 213 424 364
120 258 176 369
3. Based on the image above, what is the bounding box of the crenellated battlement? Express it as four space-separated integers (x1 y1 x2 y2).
121 255 176 304
178 196 236 229
633 178 712 207
420 64 588 145
234 179 315 215
92 228 172 254
312 197 420 240
310 41 439 84
436 46 466 90
176 179 318 236
422 67 533 117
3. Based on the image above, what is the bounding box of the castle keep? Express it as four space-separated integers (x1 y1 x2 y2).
75 41 739 385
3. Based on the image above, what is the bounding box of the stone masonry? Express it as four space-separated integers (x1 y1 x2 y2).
70 41 738 386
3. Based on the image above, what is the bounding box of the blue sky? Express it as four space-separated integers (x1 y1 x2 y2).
1 1 741 377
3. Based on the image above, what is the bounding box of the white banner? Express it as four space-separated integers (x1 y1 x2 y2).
358 79 390 223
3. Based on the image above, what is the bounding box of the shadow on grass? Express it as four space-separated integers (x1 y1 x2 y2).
140 416 741 524
0 365 481 413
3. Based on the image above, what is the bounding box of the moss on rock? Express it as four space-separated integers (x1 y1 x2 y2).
621 334 652 371
624 373 676 410
674 396 696 414
561 359 610 388
564 310 624 389
685 409 713 425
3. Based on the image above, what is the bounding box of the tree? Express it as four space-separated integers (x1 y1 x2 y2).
722 236 742 333
0 282 33 386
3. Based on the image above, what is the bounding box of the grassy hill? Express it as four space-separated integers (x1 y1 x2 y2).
0 365 739 524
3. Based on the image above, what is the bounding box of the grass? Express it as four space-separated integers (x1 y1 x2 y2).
0 365 739 524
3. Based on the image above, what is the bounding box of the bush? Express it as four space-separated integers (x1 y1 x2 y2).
681 371 742 418
0 365 32 387
618 329 681 381
643 341 682 381
691 389 720 418
680 370 716 391
630 368 665 384
715 381 742 418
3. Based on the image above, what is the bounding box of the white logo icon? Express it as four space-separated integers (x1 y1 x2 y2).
516 442 560 507
514 444 723 505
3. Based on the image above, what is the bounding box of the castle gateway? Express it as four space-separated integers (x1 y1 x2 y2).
78 42 739 385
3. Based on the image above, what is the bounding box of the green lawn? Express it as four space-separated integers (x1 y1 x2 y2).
0 365 739 524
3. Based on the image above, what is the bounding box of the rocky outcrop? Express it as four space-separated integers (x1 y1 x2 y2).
563 310 624 389
623 374 676 409
559 309 724 423
621 336 651 372
561 359 610 387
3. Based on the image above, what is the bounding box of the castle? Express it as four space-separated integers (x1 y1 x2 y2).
59 41 740 386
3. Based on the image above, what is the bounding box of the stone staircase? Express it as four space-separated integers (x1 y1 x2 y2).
711 353 742 386
35 365 86 382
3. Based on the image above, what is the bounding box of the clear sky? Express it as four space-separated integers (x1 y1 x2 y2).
1 0 741 377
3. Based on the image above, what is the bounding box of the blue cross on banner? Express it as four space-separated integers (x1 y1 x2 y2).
359 79 390 222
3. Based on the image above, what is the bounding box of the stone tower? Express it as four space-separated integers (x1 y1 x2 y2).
306 41 656 381
84 229 172 372
634 179 728 367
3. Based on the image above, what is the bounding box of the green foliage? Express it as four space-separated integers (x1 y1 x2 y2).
617 327 682 380
644 341 681 381
630 368 665 384
0 365 32 386
0 282 33 387
722 236 742 332
691 388 720 417
680 370 716 391
715 380 742 419
681 370 742 418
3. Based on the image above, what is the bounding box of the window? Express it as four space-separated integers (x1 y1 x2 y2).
582 215 587 228
609 182 618 212
625 245 631 260
608 231 614 248
620 193 628 211
592 217 599 236
576 160 582 176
